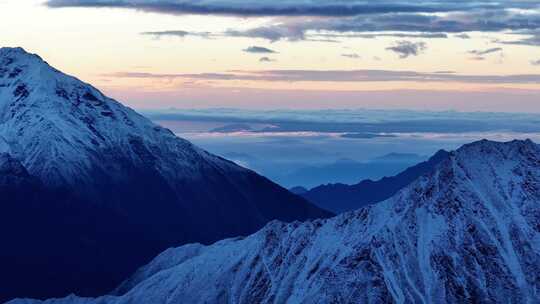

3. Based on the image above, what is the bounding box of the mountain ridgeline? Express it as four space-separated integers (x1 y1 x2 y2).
0 47 331 302
300 150 450 213
13 139 540 304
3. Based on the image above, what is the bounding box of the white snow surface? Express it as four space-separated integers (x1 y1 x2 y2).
0 47 242 189
11 139 540 303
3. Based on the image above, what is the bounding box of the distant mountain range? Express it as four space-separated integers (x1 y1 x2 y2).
298 150 450 213
259 153 426 189
0 47 331 302
210 123 253 133
15 139 540 303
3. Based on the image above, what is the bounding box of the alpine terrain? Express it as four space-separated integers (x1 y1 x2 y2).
0 47 331 302
301 150 450 214
12 139 540 303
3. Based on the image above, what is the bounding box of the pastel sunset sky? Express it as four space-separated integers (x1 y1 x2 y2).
2 0 540 111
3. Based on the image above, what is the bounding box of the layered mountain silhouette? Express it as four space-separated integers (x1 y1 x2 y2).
275 155 424 189
0 47 331 302
14 139 540 303
300 149 450 213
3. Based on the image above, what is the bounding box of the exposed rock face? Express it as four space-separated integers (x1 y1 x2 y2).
12 139 540 304
0 47 331 302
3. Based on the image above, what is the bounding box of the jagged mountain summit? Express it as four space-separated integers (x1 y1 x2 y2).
14 139 540 304
0 47 331 302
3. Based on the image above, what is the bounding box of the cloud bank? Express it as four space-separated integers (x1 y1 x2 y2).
46 0 499 17
47 1 540 40
144 108 540 134
44 0 540 67
105 69 540 84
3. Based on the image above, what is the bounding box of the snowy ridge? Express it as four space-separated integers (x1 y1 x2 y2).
0 47 240 189
11 139 540 303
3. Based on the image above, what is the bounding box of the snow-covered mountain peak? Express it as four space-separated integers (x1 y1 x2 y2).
1 47 34 55
456 138 537 159
0 47 58 93
0 47 241 188
0 47 43 63
0 47 127 121
371 139 540 220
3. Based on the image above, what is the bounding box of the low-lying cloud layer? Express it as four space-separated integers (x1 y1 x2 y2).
145 108 540 133
144 107 540 187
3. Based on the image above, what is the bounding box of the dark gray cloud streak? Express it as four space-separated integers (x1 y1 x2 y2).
259 57 276 62
500 30 540 46
146 29 449 42
209 10 540 42
468 47 503 56
386 41 427 58
455 33 471 39
140 30 213 39
341 53 361 59
104 69 540 84
243 46 277 54
46 0 509 17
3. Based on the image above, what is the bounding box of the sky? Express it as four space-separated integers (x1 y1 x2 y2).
1 0 540 111
2 1 540 187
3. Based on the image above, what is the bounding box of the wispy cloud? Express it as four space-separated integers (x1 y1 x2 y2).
386 41 427 58
332 32 448 39
500 31 540 46
455 33 471 39
469 56 486 61
243 46 278 54
259 57 276 63
341 53 361 59
468 47 502 56
104 69 540 84
138 28 452 43
140 30 213 39
467 47 503 61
